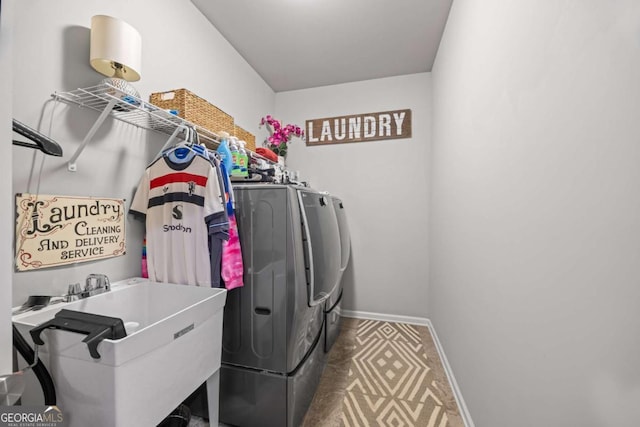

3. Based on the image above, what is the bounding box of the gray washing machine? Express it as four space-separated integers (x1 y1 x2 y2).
219 184 342 427
324 196 351 353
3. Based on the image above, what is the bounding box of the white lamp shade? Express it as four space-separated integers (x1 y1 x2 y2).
90 15 142 82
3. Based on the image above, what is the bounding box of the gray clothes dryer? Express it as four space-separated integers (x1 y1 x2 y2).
219 184 342 427
324 196 351 353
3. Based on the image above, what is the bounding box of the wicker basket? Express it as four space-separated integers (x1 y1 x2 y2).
233 125 256 152
149 89 234 135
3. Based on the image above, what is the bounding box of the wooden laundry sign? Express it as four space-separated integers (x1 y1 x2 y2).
305 109 412 146
15 194 126 271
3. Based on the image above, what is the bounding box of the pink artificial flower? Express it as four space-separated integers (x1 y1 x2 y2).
260 115 305 152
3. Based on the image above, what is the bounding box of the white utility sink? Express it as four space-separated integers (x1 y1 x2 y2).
13 278 227 427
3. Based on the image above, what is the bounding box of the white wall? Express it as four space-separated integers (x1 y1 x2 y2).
11 0 274 305
430 1 640 426
1 0 14 375
276 73 431 318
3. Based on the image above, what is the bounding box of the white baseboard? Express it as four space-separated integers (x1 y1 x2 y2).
341 310 474 427
341 309 429 326
425 319 475 427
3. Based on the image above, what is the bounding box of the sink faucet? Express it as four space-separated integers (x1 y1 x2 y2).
65 274 110 301
85 274 110 293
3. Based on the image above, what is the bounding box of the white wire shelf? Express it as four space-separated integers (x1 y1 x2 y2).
52 83 220 171
52 83 272 171
54 84 221 143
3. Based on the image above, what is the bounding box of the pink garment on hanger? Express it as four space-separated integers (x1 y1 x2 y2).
142 237 148 278
221 214 244 290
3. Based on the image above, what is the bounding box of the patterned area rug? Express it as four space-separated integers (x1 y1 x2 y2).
342 320 448 427
340 320 454 427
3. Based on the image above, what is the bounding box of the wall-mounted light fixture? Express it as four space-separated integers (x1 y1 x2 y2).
89 15 142 99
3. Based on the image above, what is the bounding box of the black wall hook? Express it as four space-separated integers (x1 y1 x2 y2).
12 119 63 157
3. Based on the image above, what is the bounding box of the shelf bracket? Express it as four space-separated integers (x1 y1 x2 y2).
67 98 118 172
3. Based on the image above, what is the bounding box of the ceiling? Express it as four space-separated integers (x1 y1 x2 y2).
191 0 453 92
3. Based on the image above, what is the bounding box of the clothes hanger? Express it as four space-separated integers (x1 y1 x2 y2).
190 129 211 159
207 150 221 161
165 126 201 164
12 119 63 157
151 124 191 164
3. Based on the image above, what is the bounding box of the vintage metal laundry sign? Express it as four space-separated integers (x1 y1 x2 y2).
15 194 126 271
305 109 412 146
